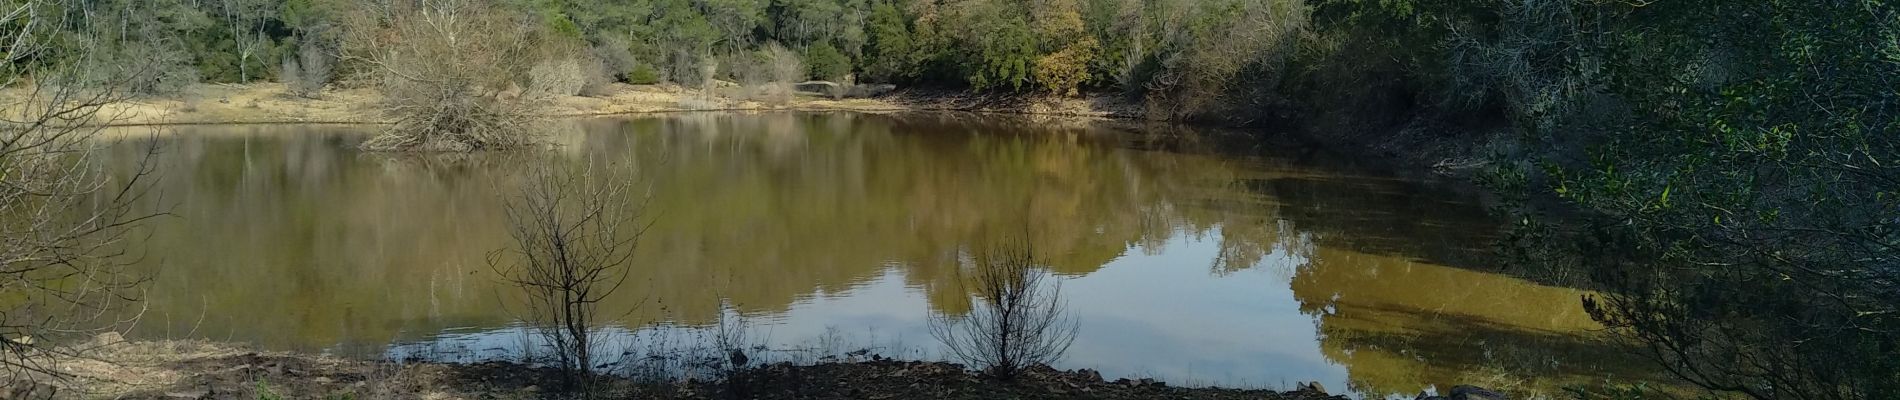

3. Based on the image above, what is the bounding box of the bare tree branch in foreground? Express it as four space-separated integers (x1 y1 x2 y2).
1 0 162 390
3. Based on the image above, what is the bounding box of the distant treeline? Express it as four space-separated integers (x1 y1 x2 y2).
15 0 1312 120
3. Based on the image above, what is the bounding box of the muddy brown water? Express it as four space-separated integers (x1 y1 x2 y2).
97 113 1657 398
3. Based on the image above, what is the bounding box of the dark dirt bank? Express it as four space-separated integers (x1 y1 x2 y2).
60 341 1347 400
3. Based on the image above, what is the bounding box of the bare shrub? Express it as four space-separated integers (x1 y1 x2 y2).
530 58 587 97
727 51 768 100
341 0 546 152
2 0 160 385
491 164 650 392
763 43 804 105
93 39 200 96
929 242 1077 379
591 37 639 80
696 59 721 96
578 54 618 97
281 37 334 99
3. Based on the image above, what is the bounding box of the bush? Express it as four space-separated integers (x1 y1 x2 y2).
342 0 547 152
1030 0 1094 96
765 43 805 103
590 36 639 79
577 55 618 97
1032 42 1094 97
530 58 587 97
803 43 850 82
626 64 662 85
280 39 334 98
96 39 201 96
1138 0 1307 120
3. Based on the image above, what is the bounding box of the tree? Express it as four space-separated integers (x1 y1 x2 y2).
644 0 719 84
860 1 913 82
492 163 650 393
697 0 766 54
1079 0 1140 90
945 0 1036 91
84 0 210 95
768 0 841 47
929 241 1077 379
2 0 159 386
1030 0 1096 96
803 42 848 81
215 0 276 83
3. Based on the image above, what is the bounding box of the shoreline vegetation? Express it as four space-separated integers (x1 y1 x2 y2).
22 334 1353 400
26 83 1141 128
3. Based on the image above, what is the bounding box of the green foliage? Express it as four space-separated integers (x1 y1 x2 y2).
803 42 849 81
626 63 662 84
542 10 584 40
644 0 721 82
1568 3 1898 399
699 0 767 52
277 0 339 33
1441 1 1900 399
255 379 282 400
768 0 864 54
26 0 1316 97
953 1 1038 91
861 1 914 82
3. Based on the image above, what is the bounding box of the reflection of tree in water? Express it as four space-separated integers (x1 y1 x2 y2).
1261 174 1680 397
101 115 1691 395
104 114 1293 351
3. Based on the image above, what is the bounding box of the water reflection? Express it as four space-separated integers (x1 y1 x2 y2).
102 113 1658 397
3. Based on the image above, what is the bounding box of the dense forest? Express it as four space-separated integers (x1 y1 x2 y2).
4 0 1897 398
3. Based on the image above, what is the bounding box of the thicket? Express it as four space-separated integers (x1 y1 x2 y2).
1356 1 1899 399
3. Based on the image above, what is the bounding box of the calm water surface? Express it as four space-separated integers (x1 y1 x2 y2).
101 113 1657 398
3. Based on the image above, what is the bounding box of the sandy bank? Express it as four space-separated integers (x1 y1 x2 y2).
3 83 1141 127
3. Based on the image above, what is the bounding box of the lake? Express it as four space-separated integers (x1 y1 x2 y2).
100 113 1659 398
